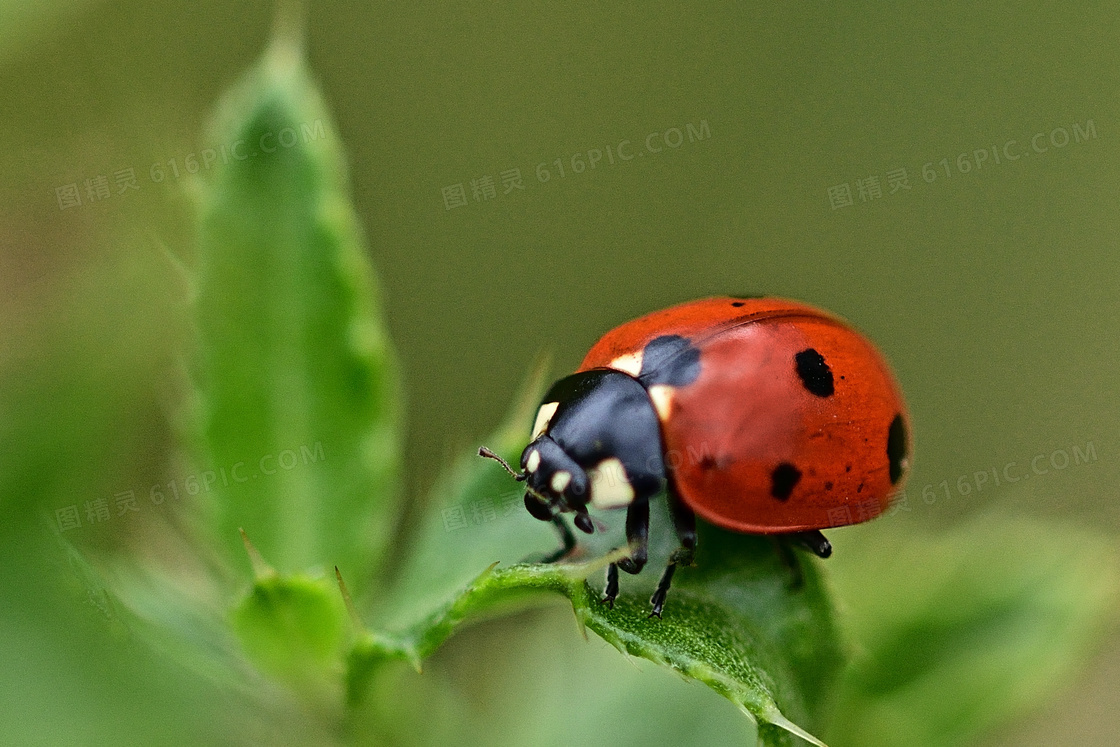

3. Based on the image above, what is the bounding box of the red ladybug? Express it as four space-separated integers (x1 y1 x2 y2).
481 296 910 617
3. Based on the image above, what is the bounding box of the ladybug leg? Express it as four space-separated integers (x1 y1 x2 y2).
666 488 698 565
618 499 650 574
649 491 697 619
792 530 832 559
603 563 619 608
776 530 832 589
601 499 651 608
539 514 577 564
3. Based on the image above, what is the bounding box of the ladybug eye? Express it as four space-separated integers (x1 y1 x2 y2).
524 492 552 521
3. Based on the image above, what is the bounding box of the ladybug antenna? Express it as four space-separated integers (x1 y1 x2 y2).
478 446 526 481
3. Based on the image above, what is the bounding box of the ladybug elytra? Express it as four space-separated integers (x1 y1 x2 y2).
481 296 910 617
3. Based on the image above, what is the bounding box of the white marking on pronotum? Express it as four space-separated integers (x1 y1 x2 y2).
532 401 559 440
648 384 675 420
588 457 635 509
550 470 572 493
525 449 541 473
609 351 643 377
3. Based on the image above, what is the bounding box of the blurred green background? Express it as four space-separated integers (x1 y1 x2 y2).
2 1 1119 745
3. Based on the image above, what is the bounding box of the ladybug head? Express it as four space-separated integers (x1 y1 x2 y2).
518 436 595 533
476 441 595 534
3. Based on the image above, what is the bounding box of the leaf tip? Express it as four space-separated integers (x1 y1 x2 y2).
408 648 424 674
268 0 307 62
561 547 629 582
334 565 364 630
570 604 589 641
762 707 828 747
239 528 274 579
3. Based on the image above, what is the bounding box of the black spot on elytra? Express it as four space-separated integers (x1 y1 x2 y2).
887 414 908 484
770 463 802 501
731 301 745 307
639 335 701 387
699 454 717 470
824 481 834 490
795 348 834 397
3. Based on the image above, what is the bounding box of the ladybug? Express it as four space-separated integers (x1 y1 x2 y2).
480 296 909 617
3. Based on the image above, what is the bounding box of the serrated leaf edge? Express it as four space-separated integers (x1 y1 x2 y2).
346 557 827 746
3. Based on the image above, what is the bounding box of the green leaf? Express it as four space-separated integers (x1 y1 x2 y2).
351 603 762 747
826 515 1120 747
355 360 845 746
232 567 346 705
193 29 400 580
353 546 838 745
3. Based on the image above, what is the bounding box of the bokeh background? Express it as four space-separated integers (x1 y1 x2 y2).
2 1 1119 745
